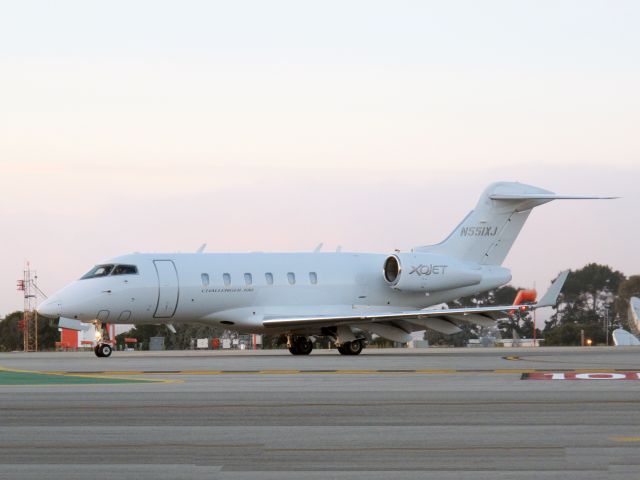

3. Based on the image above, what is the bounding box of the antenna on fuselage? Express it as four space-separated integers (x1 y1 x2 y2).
196 243 207 253
313 243 323 253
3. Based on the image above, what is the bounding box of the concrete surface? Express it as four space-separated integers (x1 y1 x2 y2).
1 347 640 479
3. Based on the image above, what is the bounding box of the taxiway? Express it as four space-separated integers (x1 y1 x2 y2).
1 347 640 479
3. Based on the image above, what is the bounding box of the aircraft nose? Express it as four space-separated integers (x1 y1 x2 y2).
37 297 62 318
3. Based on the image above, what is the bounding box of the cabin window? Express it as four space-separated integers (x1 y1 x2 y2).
112 265 138 276
80 264 114 279
309 272 318 284
244 273 252 286
201 273 209 287
287 272 296 285
265 272 273 285
223 273 231 286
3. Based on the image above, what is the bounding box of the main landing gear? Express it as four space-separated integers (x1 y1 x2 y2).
94 321 113 358
337 339 364 356
285 335 365 355
288 336 313 355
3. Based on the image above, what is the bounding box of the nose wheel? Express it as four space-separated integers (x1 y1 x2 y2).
94 343 113 358
93 321 113 357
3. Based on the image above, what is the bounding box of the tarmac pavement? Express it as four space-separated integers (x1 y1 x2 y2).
1 347 640 479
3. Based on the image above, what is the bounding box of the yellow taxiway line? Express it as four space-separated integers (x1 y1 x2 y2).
609 436 640 443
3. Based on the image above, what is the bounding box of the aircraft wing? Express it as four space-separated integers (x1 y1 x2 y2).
264 305 528 329
263 270 569 330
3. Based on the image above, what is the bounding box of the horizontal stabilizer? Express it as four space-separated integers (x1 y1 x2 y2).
490 193 618 201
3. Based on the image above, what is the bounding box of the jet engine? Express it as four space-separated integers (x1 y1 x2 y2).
383 253 482 292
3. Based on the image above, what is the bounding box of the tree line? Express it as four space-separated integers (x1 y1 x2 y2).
0 311 58 352
426 263 639 347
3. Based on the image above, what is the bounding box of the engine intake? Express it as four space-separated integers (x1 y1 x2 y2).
383 252 482 292
383 256 401 284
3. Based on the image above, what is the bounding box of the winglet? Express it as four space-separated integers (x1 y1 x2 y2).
536 270 569 308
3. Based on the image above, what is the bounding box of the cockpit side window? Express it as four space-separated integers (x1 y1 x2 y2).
80 264 115 279
112 265 138 276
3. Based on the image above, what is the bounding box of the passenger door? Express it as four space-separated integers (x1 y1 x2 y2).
153 260 179 318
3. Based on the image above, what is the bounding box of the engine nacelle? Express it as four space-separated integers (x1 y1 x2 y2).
383 253 482 292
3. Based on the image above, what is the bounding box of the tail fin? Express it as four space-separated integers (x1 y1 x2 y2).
415 182 616 265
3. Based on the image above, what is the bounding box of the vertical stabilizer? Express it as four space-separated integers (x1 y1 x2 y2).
415 182 614 266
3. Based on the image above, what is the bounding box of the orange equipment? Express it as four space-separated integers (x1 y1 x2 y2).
513 289 538 346
513 289 537 306
60 329 78 350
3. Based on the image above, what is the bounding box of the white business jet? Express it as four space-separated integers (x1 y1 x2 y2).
37 182 614 357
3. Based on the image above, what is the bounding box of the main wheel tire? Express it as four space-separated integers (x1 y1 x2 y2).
98 344 112 358
347 340 363 355
295 337 313 355
338 340 363 356
94 345 103 358
288 344 299 355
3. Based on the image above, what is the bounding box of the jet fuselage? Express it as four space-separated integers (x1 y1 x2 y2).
38 252 511 334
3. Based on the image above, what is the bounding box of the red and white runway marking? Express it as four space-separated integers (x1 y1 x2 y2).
523 371 640 380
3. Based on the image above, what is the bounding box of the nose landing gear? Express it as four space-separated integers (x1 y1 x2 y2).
93 321 113 358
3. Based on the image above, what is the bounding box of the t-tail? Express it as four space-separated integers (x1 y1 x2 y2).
415 181 616 266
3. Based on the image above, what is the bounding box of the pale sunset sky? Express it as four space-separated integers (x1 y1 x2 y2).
1 1 639 316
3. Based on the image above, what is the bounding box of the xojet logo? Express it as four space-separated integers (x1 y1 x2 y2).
409 264 447 276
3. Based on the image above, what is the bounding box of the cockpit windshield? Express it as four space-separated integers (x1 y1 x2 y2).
112 265 138 275
80 264 138 280
81 264 115 279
